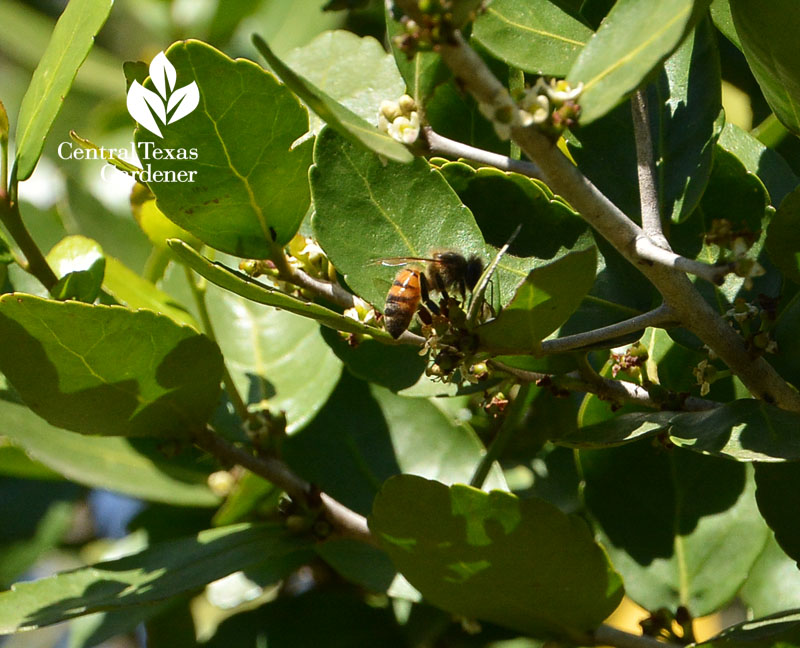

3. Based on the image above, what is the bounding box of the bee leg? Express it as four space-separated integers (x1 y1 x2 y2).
417 304 433 325
420 274 440 315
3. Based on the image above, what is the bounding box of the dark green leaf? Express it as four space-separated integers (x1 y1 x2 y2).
205 283 342 432
478 248 597 354
567 0 711 124
472 0 592 76
0 523 313 632
283 372 506 516
557 410 674 448
581 442 769 616
135 40 313 256
730 0 800 137
0 230 12 266
1 398 219 506
0 294 223 438
315 539 397 593
770 292 800 390
717 122 798 207
698 610 800 648
669 400 800 461
46 235 106 303
167 239 392 340
13 0 113 181
755 463 800 564
370 475 624 636
767 186 800 284
252 34 413 163
284 30 406 130
212 470 277 526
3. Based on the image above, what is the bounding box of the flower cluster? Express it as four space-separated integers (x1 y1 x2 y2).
378 94 421 145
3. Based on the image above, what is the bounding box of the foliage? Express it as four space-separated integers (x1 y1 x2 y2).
1 0 800 647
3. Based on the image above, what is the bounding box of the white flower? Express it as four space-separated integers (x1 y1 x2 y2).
388 112 420 144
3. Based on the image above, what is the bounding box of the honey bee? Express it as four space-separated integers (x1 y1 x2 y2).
378 251 484 339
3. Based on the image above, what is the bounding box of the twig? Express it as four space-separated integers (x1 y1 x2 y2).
541 304 676 354
489 359 718 412
470 383 531 488
391 14 800 412
632 235 735 285
594 624 683 648
0 191 58 290
270 241 355 310
193 426 376 546
183 266 252 423
423 127 543 179
631 89 668 247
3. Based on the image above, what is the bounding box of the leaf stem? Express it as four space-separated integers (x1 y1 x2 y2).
423 127 543 179
751 113 789 149
182 265 251 423
0 189 58 289
193 426 376 546
269 241 356 309
541 304 676 354
470 383 531 488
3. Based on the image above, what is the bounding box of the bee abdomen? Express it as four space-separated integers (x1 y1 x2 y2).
384 269 421 339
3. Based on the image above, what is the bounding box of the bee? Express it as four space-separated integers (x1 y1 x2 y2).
378 251 484 339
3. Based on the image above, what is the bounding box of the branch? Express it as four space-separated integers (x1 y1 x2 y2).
0 191 58 290
631 237 735 285
393 16 800 412
594 625 683 648
631 89 667 247
423 127 543 180
269 241 356 310
193 426 376 546
489 360 718 412
541 304 676 354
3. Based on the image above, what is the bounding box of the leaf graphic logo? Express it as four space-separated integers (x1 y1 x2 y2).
127 52 199 138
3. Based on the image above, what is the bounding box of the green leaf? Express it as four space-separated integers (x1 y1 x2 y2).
315 539 397 593
13 0 113 181
0 230 12 266
283 372 506 516
741 535 800 618
0 294 223 438
0 522 313 632
252 34 413 163
730 0 800 137
566 0 711 125
478 248 597 354
669 400 800 461
581 442 769 616
717 122 798 207
755 463 800 564
46 235 105 303
212 470 277 526
0 398 219 506
167 239 392 340
556 410 674 448
566 18 722 224
698 610 800 648
284 30 406 130
103 256 198 329
709 0 741 50
0 444 61 481
472 0 593 76
134 40 313 256
370 475 624 636
767 186 800 285
205 283 342 432
655 17 723 223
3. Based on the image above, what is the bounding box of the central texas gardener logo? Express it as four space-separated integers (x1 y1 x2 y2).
127 52 200 138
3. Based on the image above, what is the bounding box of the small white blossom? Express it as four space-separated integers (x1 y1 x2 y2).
546 80 584 105
388 112 420 144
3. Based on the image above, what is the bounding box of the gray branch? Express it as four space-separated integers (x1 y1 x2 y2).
631 89 668 247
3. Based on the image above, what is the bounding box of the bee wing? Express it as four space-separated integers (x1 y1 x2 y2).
368 256 436 267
